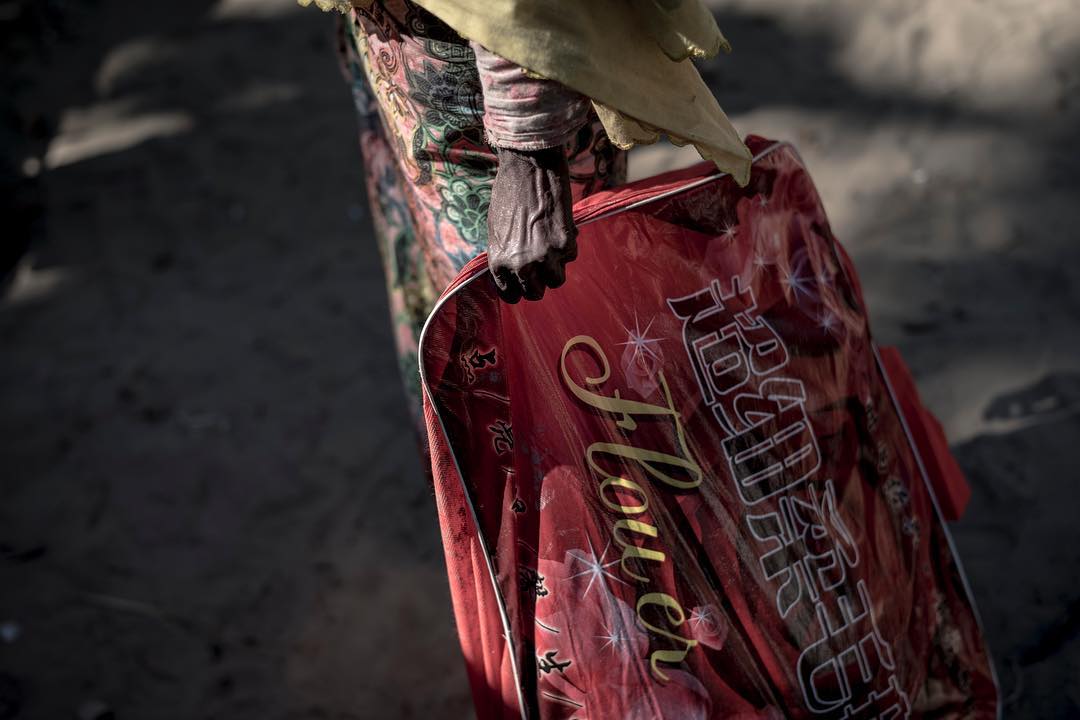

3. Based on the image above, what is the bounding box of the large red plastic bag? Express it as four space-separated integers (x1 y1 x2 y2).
419 137 998 719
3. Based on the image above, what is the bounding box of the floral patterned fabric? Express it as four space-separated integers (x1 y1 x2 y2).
339 1 626 427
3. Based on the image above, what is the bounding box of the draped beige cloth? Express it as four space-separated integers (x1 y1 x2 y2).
300 0 751 185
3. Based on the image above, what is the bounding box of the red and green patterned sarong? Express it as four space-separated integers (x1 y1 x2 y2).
339 1 625 427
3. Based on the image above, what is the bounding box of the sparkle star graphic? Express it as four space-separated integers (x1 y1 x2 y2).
567 537 628 598
721 222 738 241
817 310 839 335
688 605 715 629
757 194 769 208
596 622 626 655
780 265 812 303
617 312 662 364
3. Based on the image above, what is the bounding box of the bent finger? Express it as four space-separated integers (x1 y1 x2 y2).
538 251 567 290
492 266 522 304
560 230 579 262
517 265 546 302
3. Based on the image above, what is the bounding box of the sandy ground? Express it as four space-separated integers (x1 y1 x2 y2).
1 0 1078 718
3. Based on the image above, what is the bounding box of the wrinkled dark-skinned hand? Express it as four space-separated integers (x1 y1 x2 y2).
487 146 577 303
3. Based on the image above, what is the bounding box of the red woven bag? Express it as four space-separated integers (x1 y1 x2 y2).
420 137 998 719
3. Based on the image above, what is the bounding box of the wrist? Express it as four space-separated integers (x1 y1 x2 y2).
496 145 566 170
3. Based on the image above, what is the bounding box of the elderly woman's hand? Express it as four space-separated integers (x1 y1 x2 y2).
486 146 578 303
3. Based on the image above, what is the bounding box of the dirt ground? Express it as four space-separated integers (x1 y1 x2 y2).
1 0 1078 718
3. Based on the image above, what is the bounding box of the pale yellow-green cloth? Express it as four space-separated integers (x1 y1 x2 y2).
300 0 751 185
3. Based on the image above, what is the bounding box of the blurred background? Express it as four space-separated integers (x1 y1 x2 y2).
1 0 1078 717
